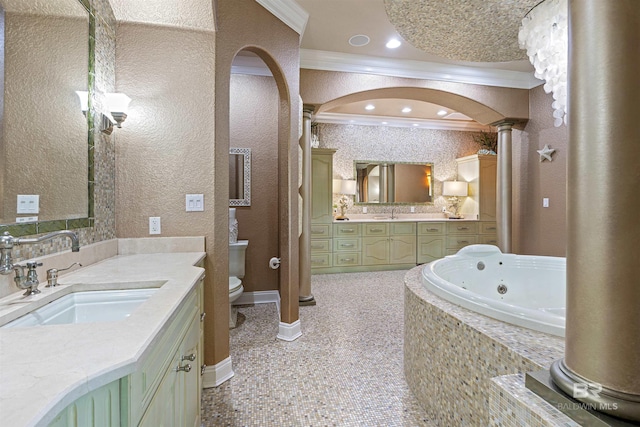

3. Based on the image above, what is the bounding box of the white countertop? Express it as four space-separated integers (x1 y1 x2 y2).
333 214 480 223
0 251 206 427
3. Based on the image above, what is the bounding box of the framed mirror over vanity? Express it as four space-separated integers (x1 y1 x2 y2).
354 161 433 204
0 0 93 236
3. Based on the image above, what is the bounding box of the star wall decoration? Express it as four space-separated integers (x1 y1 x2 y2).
537 144 556 162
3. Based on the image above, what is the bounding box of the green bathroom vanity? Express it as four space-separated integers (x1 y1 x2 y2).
0 250 206 427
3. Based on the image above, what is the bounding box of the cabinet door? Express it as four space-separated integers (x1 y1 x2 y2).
390 235 416 264
417 236 445 264
48 380 120 427
311 150 335 224
362 237 389 265
138 351 180 427
180 315 201 427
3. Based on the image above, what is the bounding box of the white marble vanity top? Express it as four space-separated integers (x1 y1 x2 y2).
333 214 480 223
0 250 206 427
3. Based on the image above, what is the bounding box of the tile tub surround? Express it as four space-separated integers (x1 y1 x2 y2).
202 271 433 426
0 249 205 426
489 374 579 427
403 266 565 426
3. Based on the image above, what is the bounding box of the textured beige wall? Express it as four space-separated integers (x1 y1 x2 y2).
115 0 300 366
2 12 87 222
513 85 568 256
114 21 218 359
230 73 279 292
300 69 530 125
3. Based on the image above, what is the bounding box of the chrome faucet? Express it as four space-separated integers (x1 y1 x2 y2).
391 208 397 220
0 231 80 295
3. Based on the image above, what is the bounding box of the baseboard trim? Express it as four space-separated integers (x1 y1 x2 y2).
202 356 234 388
234 290 280 307
277 319 302 341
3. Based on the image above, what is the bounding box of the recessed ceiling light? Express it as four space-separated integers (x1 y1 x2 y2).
386 38 401 49
349 120 355 123
349 34 370 47
412 123 419 127
381 121 388 125
365 104 375 111
437 110 448 116
402 107 412 113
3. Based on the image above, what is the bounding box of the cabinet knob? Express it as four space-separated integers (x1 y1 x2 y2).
427 228 438 232
182 353 196 362
341 258 354 262
457 227 469 230
341 229 354 233
201 364 207 375
200 312 206 322
458 240 469 244
175 364 192 373
341 243 354 247
371 228 383 232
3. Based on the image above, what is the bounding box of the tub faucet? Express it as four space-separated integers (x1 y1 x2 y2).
0 231 80 295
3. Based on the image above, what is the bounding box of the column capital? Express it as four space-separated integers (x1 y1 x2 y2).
490 118 528 130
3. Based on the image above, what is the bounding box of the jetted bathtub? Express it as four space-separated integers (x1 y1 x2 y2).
421 244 566 336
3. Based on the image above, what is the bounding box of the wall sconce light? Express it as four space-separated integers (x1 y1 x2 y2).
333 179 357 221
106 92 132 128
75 90 89 115
75 91 132 135
442 181 468 219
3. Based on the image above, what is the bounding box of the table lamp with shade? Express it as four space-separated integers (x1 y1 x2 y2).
333 179 357 220
442 181 468 219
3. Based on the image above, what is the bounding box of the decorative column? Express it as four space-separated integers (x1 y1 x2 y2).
298 107 315 305
379 164 388 203
550 0 640 421
495 122 513 253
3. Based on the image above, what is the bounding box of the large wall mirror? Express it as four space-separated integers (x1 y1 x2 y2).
0 0 93 235
355 161 433 204
229 147 251 206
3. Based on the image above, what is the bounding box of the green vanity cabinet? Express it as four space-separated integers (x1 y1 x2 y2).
48 279 204 427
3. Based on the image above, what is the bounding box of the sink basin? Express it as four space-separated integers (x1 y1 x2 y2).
2 288 157 328
373 216 392 220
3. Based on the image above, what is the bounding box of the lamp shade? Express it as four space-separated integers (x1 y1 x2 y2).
106 93 132 113
333 179 357 195
443 181 468 197
75 91 89 112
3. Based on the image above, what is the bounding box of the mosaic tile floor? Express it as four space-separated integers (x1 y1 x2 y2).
202 270 433 427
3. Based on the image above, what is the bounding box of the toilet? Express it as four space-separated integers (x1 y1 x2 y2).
229 239 248 328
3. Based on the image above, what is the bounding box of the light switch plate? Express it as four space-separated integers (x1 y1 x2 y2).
186 194 204 212
543 198 550 208
17 195 39 214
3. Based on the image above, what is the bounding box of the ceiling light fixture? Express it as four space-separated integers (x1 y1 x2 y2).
401 107 412 113
386 38 401 49
365 104 375 111
518 0 568 127
349 34 370 47
412 123 419 127
437 110 448 116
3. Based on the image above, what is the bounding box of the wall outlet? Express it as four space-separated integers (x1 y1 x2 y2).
149 217 161 234
543 198 550 208
410 206 415 213
363 206 368 214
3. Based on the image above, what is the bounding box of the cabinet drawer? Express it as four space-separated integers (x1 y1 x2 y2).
446 235 478 250
446 222 478 235
480 222 498 234
363 223 388 236
333 223 361 236
311 253 331 268
418 222 445 235
333 238 361 252
310 239 331 253
391 222 416 235
333 252 361 266
311 224 331 238
479 235 498 245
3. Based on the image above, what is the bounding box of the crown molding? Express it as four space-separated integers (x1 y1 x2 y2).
314 112 490 132
301 49 542 90
255 0 309 36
